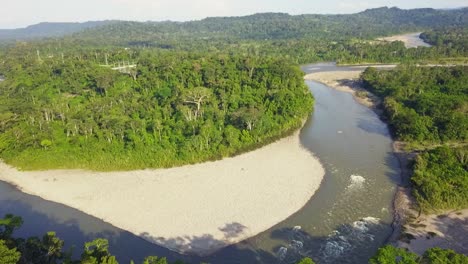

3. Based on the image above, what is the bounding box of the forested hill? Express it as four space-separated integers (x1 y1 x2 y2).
0 6 466 171
72 7 468 44
0 21 115 41
1 7 467 42
190 7 468 39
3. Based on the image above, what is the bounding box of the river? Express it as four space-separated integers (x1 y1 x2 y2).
0 63 400 263
378 32 432 48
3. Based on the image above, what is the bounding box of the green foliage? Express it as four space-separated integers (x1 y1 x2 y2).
0 214 187 264
0 50 313 170
0 214 23 240
370 245 468 264
0 7 466 263
42 232 65 262
1 7 467 45
68 8 467 44
362 66 468 211
40 139 52 149
296 257 316 264
412 146 468 211
0 240 20 264
81 238 118 264
61 7 466 65
362 65 468 143
370 245 420 264
143 256 169 264
420 27 468 57
1 8 467 72
423 247 468 264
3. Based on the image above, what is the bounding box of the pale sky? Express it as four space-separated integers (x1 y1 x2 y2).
1 0 466 29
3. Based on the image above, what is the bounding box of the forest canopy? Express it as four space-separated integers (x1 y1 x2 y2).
361 65 468 211
362 65 468 143
0 49 313 170
412 146 468 211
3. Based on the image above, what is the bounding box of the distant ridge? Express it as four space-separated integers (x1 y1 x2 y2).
0 21 116 40
0 7 467 41
438 7 468 10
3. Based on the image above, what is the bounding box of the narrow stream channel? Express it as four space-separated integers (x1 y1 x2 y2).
0 63 400 264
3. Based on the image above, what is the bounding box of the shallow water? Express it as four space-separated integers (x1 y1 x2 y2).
0 63 400 263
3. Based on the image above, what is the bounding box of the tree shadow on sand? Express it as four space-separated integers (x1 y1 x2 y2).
139 222 247 256
398 211 468 255
0 187 276 263
1 179 400 264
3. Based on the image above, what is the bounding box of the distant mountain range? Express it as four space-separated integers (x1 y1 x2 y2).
0 7 467 41
0 21 116 40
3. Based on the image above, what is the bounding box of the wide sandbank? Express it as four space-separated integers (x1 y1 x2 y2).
303 69 392 110
0 128 324 256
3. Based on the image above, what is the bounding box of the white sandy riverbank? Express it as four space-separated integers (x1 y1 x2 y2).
377 32 432 48
0 129 324 256
304 70 383 109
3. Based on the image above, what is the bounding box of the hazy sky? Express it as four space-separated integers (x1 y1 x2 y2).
1 0 466 29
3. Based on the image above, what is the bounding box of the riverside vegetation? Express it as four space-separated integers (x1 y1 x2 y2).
0 8 467 171
362 65 468 212
361 65 468 262
0 6 467 264
2 214 466 264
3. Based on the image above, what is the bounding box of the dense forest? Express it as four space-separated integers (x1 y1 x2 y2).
2 7 468 66
0 5 467 263
361 66 468 212
0 48 312 170
420 27 468 56
362 66 467 143
72 7 468 43
412 146 468 211
62 7 468 65
1 7 466 43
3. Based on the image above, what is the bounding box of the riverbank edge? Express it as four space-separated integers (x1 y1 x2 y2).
0 120 326 256
303 70 419 248
305 69 468 255
3 114 310 172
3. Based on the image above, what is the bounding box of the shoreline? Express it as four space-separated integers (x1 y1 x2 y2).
0 126 325 256
304 70 409 243
304 69 468 255
304 70 386 113
376 32 432 48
